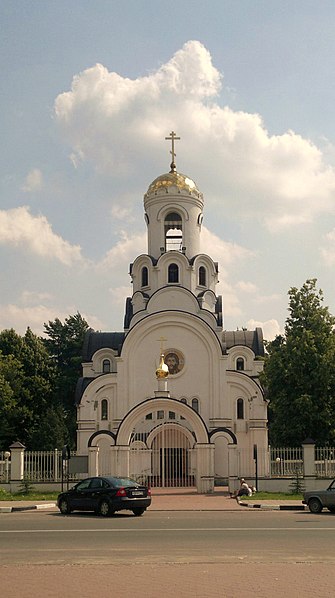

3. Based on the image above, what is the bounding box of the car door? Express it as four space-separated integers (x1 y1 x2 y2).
324 481 335 508
87 477 106 509
71 478 93 510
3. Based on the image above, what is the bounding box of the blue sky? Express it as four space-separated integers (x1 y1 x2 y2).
1 1 335 340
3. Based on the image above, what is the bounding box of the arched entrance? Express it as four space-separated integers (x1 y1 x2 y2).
131 422 196 487
116 397 213 492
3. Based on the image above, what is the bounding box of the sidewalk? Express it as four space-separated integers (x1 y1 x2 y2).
0 487 305 512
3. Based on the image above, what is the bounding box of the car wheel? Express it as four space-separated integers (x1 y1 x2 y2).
327 506 335 513
132 508 146 517
98 499 113 517
308 498 323 513
58 498 72 515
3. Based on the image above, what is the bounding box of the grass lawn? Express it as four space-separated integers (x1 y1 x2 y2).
0 489 59 501
243 492 303 501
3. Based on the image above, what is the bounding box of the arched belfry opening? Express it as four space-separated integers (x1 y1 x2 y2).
165 212 183 251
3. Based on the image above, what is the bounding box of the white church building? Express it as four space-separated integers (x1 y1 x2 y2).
75 133 268 493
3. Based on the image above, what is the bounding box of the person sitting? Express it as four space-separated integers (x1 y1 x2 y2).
230 479 251 500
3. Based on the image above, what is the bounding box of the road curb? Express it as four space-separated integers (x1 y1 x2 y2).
0 503 56 513
239 501 306 511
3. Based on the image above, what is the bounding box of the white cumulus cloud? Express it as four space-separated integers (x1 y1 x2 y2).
54 40 335 231
0 303 103 336
0 206 85 266
246 318 282 342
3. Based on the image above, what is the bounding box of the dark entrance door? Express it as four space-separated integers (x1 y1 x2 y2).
160 447 189 487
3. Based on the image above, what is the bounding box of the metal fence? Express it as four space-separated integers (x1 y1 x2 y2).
3 445 335 484
315 447 335 478
0 451 11 483
23 450 77 482
269 446 303 477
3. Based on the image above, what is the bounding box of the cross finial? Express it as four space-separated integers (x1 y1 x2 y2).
165 131 180 173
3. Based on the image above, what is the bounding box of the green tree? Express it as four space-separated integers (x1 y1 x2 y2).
43 312 89 445
0 329 58 449
0 364 16 448
262 279 335 446
29 405 70 450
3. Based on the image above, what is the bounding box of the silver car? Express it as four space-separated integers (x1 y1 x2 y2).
303 479 335 513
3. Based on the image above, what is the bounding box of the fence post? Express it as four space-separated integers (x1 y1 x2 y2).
54 449 58 481
9 441 26 481
302 438 315 478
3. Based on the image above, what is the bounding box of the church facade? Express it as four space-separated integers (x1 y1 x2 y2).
75 133 268 493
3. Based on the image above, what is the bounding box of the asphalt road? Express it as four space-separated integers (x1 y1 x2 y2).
1 509 335 598
1 508 335 566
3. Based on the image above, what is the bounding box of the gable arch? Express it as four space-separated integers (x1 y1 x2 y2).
209 427 237 444
116 397 209 445
88 430 116 447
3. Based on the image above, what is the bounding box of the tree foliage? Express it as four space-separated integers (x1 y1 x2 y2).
43 312 89 445
262 279 335 446
0 329 56 448
0 313 89 450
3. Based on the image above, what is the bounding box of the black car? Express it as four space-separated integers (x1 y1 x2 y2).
57 476 151 516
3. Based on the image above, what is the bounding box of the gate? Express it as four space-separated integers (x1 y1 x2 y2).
130 413 196 487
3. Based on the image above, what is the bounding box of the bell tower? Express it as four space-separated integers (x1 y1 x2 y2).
125 132 222 331
143 131 204 261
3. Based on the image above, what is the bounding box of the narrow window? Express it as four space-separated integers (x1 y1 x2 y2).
236 357 245 371
199 266 206 286
141 266 148 287
168 411 176 420
145 413 153 420
168 263 179 283
157 410 164 419
101 399 108 420
191 398 199 413
103 359 111 373
237 398 244 420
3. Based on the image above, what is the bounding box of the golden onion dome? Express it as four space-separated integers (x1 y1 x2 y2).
146 171 200 196
156 353 169 379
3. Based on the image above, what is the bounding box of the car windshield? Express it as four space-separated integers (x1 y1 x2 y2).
107 477 139 488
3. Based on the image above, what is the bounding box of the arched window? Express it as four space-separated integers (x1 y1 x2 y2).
191 398 199 413
168 263 179 283
141 266 148 287
165 212 182 251
237 398 244 420
102 359 111 373
199 266 206 286
101 399 108 420
236 357 245 371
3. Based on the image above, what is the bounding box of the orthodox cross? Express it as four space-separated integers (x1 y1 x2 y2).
165 131 180 172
